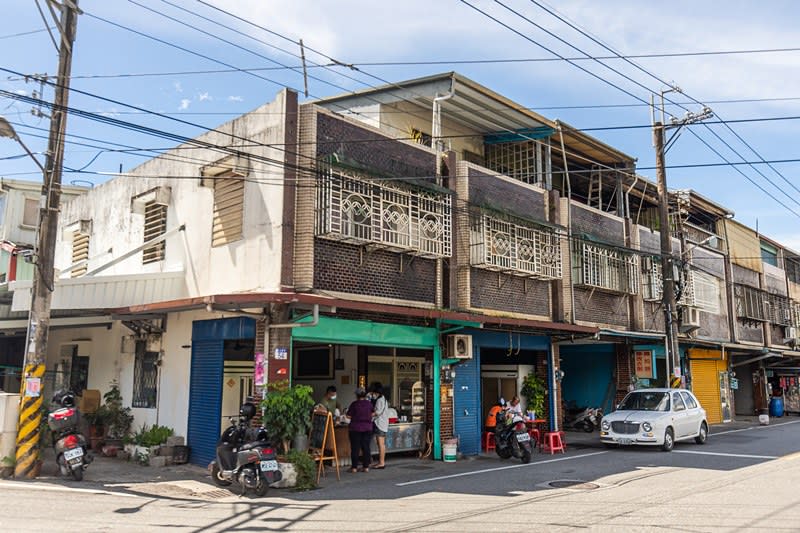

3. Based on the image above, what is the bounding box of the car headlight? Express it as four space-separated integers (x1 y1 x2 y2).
601 420 610 431
642 422 652 432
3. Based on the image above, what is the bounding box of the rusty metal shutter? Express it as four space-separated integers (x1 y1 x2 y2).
71 231 89 277
142 201 167 264
212 176 244 247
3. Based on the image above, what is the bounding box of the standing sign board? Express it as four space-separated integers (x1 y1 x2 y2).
634 350 654 379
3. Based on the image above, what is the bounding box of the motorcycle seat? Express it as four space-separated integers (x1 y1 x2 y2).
239 440 271 451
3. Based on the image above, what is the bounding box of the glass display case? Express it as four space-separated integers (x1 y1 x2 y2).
396 359 423 422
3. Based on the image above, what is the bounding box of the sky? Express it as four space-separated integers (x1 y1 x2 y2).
2 0 800 248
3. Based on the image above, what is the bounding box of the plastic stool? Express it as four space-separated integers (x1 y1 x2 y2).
542 431 565 454
558 431 567 451
527 428 540 446
482 431 496 452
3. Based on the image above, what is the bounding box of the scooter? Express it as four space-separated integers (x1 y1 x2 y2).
494 410 533 463
209 402 282 496
564 405 602 432
48 391 93 481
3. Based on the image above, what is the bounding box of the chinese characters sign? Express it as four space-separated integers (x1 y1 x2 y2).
634 350 654 379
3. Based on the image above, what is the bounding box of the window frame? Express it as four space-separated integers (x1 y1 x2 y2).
21 197 39 228
132 343 159 409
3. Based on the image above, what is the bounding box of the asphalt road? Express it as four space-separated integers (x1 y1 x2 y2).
2 419 800 532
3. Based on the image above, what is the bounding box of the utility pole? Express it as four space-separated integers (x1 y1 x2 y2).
652 89 712 389
15 0 80 479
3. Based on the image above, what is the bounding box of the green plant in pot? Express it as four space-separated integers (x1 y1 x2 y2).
261 380 314 454
98 381 134 442
521 373 547 419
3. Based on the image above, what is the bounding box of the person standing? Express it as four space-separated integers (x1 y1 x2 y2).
371 382 389 469
318 385 340 414
346 387 373 473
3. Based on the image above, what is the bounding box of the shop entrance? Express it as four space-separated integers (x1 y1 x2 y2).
221 339 255 428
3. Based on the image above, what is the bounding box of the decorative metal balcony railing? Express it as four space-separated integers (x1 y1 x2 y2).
573 241 640 294
469 213 562 279
315 166 452 258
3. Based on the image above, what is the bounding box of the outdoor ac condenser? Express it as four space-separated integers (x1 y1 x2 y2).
447 334 473 359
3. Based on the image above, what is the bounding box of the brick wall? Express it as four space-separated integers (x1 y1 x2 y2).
642 302 666 332
468 168 547 221
638 227 661 255
573 288 630 327
294 105 318 290
314 239 436 303
470 268 550 316
614 346 632 406
440 384 454 442
316 112 436 179
571 204 625 246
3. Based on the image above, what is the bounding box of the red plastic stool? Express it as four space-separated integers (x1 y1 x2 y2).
527 428 540 446
482 431 496 452
542 431 565 454
558 431 567 451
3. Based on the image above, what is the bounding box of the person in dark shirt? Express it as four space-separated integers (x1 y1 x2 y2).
346 387 373 472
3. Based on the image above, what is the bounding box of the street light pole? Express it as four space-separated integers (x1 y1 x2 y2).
10 0 79 479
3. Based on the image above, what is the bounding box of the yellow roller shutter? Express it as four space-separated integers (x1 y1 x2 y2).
689 350 727 425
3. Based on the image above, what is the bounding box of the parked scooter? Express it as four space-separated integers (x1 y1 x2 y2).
563 405 603 432
210 402 282 496
48 390 93 481
494 409 533 463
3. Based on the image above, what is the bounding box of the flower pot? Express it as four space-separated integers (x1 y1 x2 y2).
293 433 309 453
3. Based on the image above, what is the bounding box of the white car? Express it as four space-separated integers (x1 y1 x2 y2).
600 388 708 451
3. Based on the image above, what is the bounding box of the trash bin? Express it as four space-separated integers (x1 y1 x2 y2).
769 396 784 418
758 407 770 425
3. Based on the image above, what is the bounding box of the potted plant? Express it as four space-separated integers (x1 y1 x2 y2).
83 409 106 451
99 381 134 445
521 373 547 419
261 380 314 454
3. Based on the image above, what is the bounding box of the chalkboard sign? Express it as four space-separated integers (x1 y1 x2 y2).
310 411 329 450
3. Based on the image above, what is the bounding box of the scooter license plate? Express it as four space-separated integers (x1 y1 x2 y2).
63 447 83 461
260 460 278 471
515 432 531 442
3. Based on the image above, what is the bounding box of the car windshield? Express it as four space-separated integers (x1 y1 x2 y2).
617 391 670 412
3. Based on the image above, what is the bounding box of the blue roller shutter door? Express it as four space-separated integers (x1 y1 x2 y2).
454 353 480 455
187 339 224 466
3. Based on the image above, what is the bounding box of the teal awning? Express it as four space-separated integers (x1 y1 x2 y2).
484 126 556 145
292 315 438 348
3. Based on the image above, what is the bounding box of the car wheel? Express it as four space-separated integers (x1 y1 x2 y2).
695 422 708 445
661 427 674 452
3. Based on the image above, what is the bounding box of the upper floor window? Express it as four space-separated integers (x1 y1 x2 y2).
22 198 38 227
469 213 562 280
734 284 766 322
692 270 721 314
573 241 640 294
642 256 662 301
315 166 451 258
787 258 800 285
760 240 778 267
142 201 167 264
212 175 244 247
71 231 89 277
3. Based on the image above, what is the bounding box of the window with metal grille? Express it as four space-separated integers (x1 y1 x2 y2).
315 166 451 258
71 231 89 277
641 256 662 301
69 354 89 393
734 284 766 321
765 292 792 326
212 175 244 247
484 140 550 186
469 213 562 279
132 344 158 408
573 241 639 294
142 201 167 264
691 270 720 313
22 197 38 227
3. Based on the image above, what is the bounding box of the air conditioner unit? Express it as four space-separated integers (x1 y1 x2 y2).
783 326 798 345
679 306 701 333
447 334 473 359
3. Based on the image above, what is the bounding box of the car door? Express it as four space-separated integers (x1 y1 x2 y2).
671 392 690 437
681 391 703 434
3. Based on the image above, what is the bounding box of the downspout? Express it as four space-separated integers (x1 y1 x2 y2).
548 344 558 432
557 123 576 324
433 326 442 460
432 74 455 310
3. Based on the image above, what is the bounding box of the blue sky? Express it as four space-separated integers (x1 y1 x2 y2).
2 0 800 248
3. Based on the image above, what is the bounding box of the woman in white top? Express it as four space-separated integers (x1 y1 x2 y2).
371 382 389 469
510 395 523 416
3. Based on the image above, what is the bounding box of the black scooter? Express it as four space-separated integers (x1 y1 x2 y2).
209 402 281 496
494 410 533 463
48 391 93 481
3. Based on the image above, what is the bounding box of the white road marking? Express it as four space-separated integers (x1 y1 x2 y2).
396 451 608 486
712 419 800 436
673 450 777 460
0 480 140 498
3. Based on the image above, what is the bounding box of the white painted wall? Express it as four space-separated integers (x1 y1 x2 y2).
0 179 86 246
54 90 291 297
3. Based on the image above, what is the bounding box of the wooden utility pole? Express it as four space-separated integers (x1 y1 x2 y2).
654 122 680 387
15 0 80 479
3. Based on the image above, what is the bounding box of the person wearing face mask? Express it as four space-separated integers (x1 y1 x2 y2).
318 385 340 414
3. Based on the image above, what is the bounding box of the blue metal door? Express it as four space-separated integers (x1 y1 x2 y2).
187 339 224 466
453 352 480 455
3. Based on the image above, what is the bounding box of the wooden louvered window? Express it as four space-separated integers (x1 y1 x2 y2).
71 231 89 277
212 175 244 247
142 201 167 264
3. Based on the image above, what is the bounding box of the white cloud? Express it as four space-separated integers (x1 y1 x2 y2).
198 92 212 102
228 95 243 102
179 99 191 110
173 81 183 93
14 89 27 96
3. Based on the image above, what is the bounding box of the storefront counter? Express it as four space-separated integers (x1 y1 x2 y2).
332 422 426 466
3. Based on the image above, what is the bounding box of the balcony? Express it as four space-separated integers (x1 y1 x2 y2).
573 241 640 294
